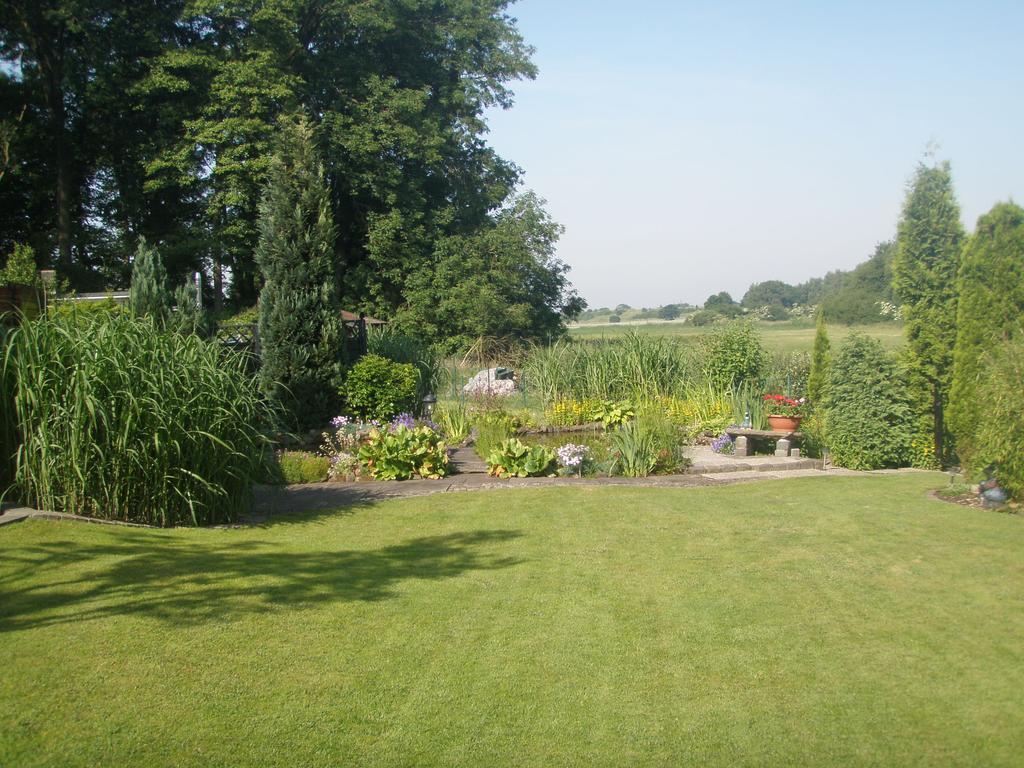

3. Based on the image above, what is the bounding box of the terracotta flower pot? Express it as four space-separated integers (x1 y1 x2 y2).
767 415 802 432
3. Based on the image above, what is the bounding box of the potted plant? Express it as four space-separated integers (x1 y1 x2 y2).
763 394 806 432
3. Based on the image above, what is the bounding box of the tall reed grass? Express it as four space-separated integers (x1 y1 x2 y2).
0 324 16 497
522 332 699 404
3 313 269 526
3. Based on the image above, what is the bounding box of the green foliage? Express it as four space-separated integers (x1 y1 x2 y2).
129 237 171 324
0 325 15 496
256 117 344 430
486 438 556 478
3 312 267 525
394 192 585 352
342 354 418 423
433 400 471 445
609 420 659 477
688 309 718 327
170 280 208 336
48 297 124 319
523 332 699 404
764 350 811 399
807 309 832 406
949 202 1024 471
701 321 767 390
741 280 801 309
358 425 450 481
893 160 964 462
472 411 518 461
608 314 621 323
367 326 444 412
0 243 37 286
971 335 1024 499
589 400 636 429
272 451 331 485
823 334 915 470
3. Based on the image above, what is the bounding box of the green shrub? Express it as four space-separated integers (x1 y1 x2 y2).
273 451 331 484
367 326 444 412
486 438 556 478
49 297 124 319
358 425 450 481
701 321 767 390
823 334 915 470
342 354 418 422
949 202 1024 471
0 243 38 286
970 335 1024 499
4 312 268 526
129 237 171 324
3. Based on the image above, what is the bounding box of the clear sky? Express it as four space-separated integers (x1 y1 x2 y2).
484 0 1024 309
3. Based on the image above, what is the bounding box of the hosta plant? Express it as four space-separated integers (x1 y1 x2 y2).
589 400 635 429
358 425 450 481
486 438 556 478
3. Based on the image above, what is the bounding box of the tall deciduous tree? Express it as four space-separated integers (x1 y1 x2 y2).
394 191 584 353
948 202 1024 470
256 116 343 430
892 160 964 465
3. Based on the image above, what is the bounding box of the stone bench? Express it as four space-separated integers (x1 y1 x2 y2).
725 428 804 458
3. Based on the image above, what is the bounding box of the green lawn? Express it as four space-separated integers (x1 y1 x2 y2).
3 474 1023 767
568 320 905 353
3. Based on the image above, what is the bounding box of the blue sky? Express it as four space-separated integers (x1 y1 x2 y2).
484 0 1024 308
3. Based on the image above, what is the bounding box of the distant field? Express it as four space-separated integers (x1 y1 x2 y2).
568 320 904 353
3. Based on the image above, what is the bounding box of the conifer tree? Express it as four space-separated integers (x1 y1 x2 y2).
948 202 1024 470
892 160 964 464
129 237 170 324
807 308 831 406
255 117 343 430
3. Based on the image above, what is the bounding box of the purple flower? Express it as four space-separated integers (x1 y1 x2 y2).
330 415 352 429
389 412 416 431
711 433 734 454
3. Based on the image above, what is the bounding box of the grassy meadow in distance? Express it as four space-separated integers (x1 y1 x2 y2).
569 319 904 353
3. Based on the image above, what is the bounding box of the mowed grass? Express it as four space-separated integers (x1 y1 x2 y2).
3 474 1023 767
569 320 905 353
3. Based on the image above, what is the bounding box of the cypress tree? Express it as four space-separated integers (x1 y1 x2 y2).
807 308 831 406
892 160 964 465
129 237 171 324
948 202 1024 470
255 117 344 430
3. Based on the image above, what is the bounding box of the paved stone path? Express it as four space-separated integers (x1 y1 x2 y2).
3 444 907 528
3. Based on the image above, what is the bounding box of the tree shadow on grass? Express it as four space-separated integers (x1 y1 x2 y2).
0 528 524 632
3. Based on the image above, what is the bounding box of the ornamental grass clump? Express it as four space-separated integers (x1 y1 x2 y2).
4 312 268 525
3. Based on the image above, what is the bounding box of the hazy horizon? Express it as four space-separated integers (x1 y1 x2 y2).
484 0 1024 309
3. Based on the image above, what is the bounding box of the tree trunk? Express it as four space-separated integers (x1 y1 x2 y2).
38 33 73 273
213 252 224 311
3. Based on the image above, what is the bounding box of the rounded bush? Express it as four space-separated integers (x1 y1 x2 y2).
342 354 418 422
